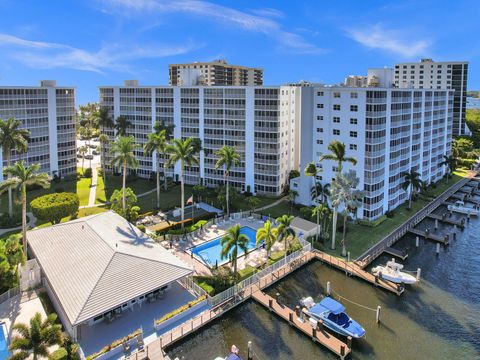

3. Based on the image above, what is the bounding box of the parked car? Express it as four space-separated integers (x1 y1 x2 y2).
84 154 94 160
77 153 83 158
92 150 99 155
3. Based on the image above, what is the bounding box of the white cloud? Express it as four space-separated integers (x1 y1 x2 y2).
346 25 430 58
0 33 199 73
100 0 325 54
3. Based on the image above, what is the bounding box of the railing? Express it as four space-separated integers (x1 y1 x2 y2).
357 175 473 267
179 276 208 298
0 286 20 305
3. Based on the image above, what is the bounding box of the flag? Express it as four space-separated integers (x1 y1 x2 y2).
186 195 193 205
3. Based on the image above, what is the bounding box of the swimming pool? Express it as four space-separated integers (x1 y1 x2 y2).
0 323 8 360
190 227 258 267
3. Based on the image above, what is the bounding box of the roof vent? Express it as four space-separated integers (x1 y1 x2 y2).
124 80 139 86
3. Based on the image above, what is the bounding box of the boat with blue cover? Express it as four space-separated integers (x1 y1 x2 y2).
300 296 366 339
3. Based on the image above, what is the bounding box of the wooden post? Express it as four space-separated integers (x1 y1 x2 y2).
416 268 421 282
247 341 253 360
347 336 352 349
340 345 345 357
327 281 331 295
415 236 419 248
435 219 438 229
436 243 440 255
347 251 351 262
268 298 273 310
289 311 294 325
312 327 317 341
376 305 381 323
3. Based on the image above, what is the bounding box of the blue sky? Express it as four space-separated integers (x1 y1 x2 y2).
0 0 479 105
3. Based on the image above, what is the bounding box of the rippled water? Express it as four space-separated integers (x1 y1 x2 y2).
168 202 480 360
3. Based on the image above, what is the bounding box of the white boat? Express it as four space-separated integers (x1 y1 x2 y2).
447 200 480 216
372 259 417 284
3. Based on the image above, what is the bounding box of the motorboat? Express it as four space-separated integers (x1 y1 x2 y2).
300 296 366 338
447 200 480 216
372 259 417 284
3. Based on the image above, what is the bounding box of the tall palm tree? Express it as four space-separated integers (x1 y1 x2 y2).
0 118 30 217
8 312 62 360
288 189 298 211
98 134 110 188
215 146 241 216
78 146 88 172
0 162 49 255
402 169 423 209
95 107 114 132
220 224 250 279
144 130 168 209
329 179 344 250
114 116 132 137
110 136 139 212
276 215 295 256
304 162 326 242
153 121 173 190
255 220 278 263
166 137 199 228
440 154 457 182
319 140 357 175
312 203 330 244
58 336 80 360
334 171 364 256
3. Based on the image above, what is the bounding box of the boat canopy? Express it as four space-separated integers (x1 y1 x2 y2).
308 297 346 315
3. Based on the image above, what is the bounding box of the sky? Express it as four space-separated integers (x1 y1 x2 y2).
0 0 479 105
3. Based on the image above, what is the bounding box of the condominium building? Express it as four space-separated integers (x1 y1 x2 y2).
99 82 296 196
394 59 468 135
344 75 367 88
168 60 263 86
0 81 77 180
290 69 454 220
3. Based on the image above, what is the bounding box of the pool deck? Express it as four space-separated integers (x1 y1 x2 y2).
163 217 271 276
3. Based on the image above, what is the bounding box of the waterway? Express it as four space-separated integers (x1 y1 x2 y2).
467 96 480 109
167 197 480 359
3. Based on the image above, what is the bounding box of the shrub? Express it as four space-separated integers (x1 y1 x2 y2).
154 296 207 326
0 213 22 228
86 329 141 360
30 192 79 224
358 215 387 227
83 168 93 178
385 210 395 218
299 206 313 220
198 282 215 296
166 219 209 235
137 224 146 233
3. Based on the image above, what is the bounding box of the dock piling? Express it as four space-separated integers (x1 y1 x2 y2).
415 236 419 248
327 281 331 296
247 341 253 360
436 243 440 255
376 306 381 323
416 268 421 283
434 219 439 229
347 251 350 262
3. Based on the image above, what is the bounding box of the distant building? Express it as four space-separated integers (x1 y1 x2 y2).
0 80 76 179
289 69 454 221
344 75 367 87
99 82 296 196
394 59 469 135
169 60 263 86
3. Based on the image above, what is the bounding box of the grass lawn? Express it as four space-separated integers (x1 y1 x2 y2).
254 200 300 219
320 170 470 259
95 174 156 204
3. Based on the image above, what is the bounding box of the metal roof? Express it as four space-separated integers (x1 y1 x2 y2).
291 217 318 232
28 211 193 326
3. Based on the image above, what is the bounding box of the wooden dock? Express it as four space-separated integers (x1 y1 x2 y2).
426 213 465 228
450 193 466 201
408 228 449 244
383 246 408 260
251 290 351 360
314 252 404 295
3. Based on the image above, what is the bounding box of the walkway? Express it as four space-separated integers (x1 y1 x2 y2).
87 167 99 207
0 212 37 236
255 196 288 212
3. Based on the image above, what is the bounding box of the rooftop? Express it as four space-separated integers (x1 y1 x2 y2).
27 211 192 326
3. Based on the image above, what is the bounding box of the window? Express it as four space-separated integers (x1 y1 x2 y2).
350 131 358 138
350 144 357 150
317 103 324 109
332 166 339 172
350 118 358 124
333 104 341 111
316 128 323 133
333 92 341 98
316 139 323 145
333 117 340 123
317 115 323 121
333 129 340 135
317 91 324 96
350 105 358 112
350 92 358 99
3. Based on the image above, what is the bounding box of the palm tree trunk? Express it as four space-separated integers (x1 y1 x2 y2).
6 153 13 217
181 160 185 229
156 161 160 209
331 206 338 250
102 144 107 189
82 156 85 171
21 185 27 255
226 172 230 216
122 160 126 212
341 214 347 256
409 189 412 209
314 186 319 243
163 153 168 191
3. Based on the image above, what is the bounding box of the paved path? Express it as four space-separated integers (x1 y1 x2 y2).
88 167 99 207
255 196 288 212
0 212 37 236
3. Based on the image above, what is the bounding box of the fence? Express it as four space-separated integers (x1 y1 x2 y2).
178 276 208 298
207 238 312 307
357 176 472 266
0 286 20 305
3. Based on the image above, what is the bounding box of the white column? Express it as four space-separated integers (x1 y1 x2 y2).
244 87 255 193
173 87 182 180
198 88 205 180
383 91 392 212
419 91 425 179
151 88 157 172
47 87 59 176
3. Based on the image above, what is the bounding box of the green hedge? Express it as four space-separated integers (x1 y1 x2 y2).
166 219 208 235
30 192 79 224
86 329 141 360
154 296 207 326
197 282 215 296
357 215 387 227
